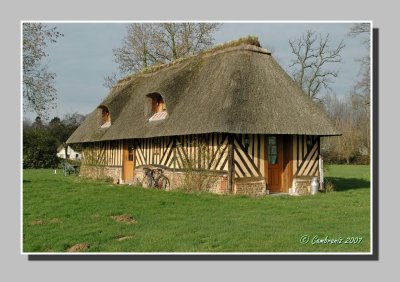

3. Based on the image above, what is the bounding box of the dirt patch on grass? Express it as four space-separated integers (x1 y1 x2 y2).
116 235 134 241
65 243 89 252
29 218 63 226
49 218 62 224
29 220 44 226
111 214 138 224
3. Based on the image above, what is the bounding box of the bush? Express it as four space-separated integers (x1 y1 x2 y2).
324 180 335 192
23 128 59 169
177 143 220 193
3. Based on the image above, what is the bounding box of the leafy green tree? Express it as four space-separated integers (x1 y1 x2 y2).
48 116 68 159
23 112 86 168
23 127 59 168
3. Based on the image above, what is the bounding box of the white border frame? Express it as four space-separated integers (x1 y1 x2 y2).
20 20 374 256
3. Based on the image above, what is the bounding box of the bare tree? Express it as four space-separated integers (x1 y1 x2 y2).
348 23 371 105
106 23 221 89
23 23 63 118
321 91 370 164
288 30 345 100
152 23 220 61
102 73 118 90
347 23 371 159
348 23 370 47
113 24 156 74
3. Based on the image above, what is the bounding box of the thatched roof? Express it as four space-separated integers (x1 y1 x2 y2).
67 37 339 144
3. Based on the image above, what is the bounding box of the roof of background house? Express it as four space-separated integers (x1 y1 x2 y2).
67 36 339 144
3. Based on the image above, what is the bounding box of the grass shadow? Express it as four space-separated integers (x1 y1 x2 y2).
325 177 370 192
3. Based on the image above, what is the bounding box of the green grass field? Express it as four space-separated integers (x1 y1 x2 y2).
23 165 371 253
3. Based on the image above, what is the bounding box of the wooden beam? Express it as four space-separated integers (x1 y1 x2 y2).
172 136 176 171
227 134 235 193
283 135 293 192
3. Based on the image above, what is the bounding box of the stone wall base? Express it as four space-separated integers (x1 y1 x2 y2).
80 165 122 184
290 177 316 195
234 178 267 196
133 167 228 194
80 165 271 197
133 167 266 196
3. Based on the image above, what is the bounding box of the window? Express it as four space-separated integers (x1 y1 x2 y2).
128 145 134 161
98 106 111 128
306 136 313 152
146 93 168 122
268 136 278 165
243 134 250 149
153 95 166 113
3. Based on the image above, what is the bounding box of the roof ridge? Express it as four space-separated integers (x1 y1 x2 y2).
116 36 268 84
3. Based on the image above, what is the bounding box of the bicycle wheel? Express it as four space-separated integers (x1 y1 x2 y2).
157 175 170 190
142 175 154 188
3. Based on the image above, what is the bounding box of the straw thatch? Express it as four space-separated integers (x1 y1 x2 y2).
67 38 339 144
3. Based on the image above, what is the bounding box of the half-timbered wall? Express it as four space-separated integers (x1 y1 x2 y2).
81 140 123 167
292 135 320 177
80 134 320 182
233 134 265 178
135 136 174 168
232 134 320 179
135 133 229 172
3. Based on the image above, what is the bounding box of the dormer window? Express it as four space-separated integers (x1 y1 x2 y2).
148 93 166 114
98 106 111 128
146 93 168 122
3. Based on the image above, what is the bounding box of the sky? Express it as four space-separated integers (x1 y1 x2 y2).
23 22 370 121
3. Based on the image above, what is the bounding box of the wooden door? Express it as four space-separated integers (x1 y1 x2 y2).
123 141 135 183
266 135 284 193
282 135 293 192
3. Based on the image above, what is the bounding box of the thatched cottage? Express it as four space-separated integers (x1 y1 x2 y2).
67 37 339 195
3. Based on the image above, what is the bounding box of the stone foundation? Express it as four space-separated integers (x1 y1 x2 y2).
80 165 269 196
133 167 228 194
80 165 122 184
290 177 315 195
234 177 267 196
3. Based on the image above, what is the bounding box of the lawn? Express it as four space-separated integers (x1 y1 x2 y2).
23 165 371 253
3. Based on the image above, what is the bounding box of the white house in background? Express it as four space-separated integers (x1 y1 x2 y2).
57 145 81 160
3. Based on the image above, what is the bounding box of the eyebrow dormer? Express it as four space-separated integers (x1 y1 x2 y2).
146 93 168 122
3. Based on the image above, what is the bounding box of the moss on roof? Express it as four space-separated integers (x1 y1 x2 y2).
117 36 263 83
67 38 339 144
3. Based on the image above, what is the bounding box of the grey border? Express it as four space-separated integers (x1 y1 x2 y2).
7 0 398 280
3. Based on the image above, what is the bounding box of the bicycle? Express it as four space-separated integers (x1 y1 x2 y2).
142 167 170 190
